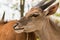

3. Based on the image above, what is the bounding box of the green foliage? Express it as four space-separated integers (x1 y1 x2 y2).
54 13 60 17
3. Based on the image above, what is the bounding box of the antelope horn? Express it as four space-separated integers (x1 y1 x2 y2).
1 12 5 21
40 0 56 10
35 0 47 7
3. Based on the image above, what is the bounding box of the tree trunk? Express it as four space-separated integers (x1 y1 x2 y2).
20 0 25 17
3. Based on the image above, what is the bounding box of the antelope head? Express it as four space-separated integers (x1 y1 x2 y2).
13 0 59 33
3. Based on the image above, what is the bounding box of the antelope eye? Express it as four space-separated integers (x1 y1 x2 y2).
31 13 39 17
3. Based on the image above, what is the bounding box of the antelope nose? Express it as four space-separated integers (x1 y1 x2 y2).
13 23 19 30
13 23 25 33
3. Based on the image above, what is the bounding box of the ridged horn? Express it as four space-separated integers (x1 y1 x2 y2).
35 0 47 7
1 12 5 21
40 0 56 10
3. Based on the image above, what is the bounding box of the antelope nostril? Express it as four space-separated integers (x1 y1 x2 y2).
13 23 19 30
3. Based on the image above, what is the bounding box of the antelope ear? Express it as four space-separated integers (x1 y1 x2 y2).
44 3 59 16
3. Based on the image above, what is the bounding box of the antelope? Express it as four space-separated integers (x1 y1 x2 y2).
13 0 60 40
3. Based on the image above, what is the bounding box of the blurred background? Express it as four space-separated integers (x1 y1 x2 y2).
0 0 60 22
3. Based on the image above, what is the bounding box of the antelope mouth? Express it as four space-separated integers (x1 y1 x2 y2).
14 28 24 33
13 26 24 33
